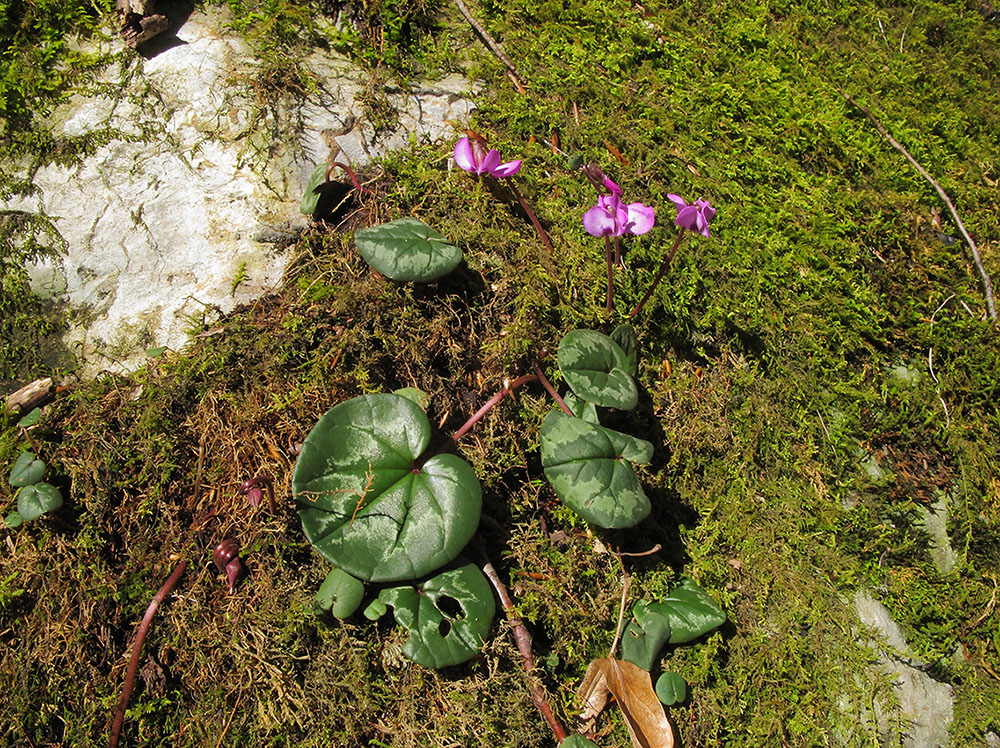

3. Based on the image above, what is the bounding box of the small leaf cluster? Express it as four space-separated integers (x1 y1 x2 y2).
6 446 63 528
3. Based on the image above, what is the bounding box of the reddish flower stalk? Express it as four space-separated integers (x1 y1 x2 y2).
605 235 615 314
531 361 573 416
628 231 686 320
325 161 372 195
507 180 553 254
109 560 187 748
438 373 537 455
239 476 275 514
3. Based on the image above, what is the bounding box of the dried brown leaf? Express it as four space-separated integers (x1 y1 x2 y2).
577 658 675 748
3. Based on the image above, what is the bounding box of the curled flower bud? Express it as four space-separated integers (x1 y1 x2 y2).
213 539 245 594
239 476 276 514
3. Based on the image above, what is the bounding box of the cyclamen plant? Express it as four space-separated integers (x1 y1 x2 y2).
291 135 721 743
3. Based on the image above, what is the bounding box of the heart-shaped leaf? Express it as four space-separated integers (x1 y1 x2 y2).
610 324 639 378
376 560 496 668
540 411 651 528
355 218 462 282
4 511 24 529
655 671 687 706
8 452 45 487
621 579 726 670
315 567 366 619
17 482 63 521
300 163 329 215
558 329 638 410
292 394 481 582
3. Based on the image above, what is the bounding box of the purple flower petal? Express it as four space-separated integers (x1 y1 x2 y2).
667 194 688 210
603 176 623 196
454 137 477 173
480 149 501 175
491 159 522 177
583 202 616 236
624 202 655 235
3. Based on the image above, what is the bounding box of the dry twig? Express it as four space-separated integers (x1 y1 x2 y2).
452 0 527 86
839 90 997 321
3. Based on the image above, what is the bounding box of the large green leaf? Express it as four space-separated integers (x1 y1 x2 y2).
557 329 638 410
355 218 462 282
17 482 63 521
620 579 726 670
540 411 651 528
8 451 44 487
376 561 496 668
292 394 481 582
315 567 365 619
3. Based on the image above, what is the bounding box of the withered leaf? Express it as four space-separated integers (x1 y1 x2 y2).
577 658 675 748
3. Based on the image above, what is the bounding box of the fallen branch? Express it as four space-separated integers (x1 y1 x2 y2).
839 89 997 321
452 0 527 87
4 377 54 414
109 560 188 748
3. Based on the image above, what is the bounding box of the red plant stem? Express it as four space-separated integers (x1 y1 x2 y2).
441 373 537 452
605 235 614 314
109 560 188 748
614 234 622 267
325 161 372 195
628 231 686 320
532 361 573 416
506 180 553 253
480 559 569 742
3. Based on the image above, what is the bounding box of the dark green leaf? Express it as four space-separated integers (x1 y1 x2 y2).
292 394 481 582
315 567 365 618
621 601 672 671
560 736 601 748
355 218 462 282
17 482 63 521
4 511 24 529
563 392 599 424
558 329 638 410
540 411 651 528
377 561 496 668
8 452 44 487
655 671 687 706
16 408 41 428
609 324 639 378
567 153 584 171
300 163 328 215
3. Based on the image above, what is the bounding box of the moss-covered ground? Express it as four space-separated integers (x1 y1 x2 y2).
3 0 1000 745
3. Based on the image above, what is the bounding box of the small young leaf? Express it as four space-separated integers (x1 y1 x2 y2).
292 394 482 582
560 736 601 748
620 601 672 671
315 567 365 618
4 511 24 529
8 452 45 487
300 163 329 215
145 346 167 358
655 671 687 706
17 482 63 521
558 329 638 410
609 324 639 378
16 408 41 428
363 598 387 621
377 561 496 669
540 411 651 528
355 218 462 282
567 153 584 171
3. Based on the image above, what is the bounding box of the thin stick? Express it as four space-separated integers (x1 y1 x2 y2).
451 0 527 86
628 232 686 320
507 181 553 253
439 373 537 453
839 90 996 321
608 555 630 660
109 560 188 748
479 555 568 742
532 361 573 416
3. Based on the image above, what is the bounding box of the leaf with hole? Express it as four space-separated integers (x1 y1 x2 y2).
540 411 651 528
355 218 462 282
655 672 687 706
558 329 638 410
375 560 496 668
292 393 481 582
17 482 63 521
8 452 45 487
315 567 365 619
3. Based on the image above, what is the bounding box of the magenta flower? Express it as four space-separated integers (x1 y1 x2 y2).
454 136 522 178
667 194 715 237
583 193 655 237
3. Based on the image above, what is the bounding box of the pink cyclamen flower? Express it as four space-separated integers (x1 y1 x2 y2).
583 193 655 237
454 136 522 178
667 194 715 237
